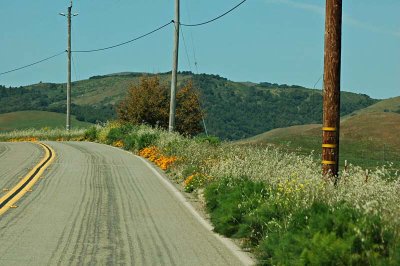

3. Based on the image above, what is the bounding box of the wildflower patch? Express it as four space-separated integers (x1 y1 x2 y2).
139 146 177 171
183 173 213 192
9 137 38 142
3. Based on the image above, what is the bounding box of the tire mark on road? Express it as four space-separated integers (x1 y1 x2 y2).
46 143 91 266
0 144 9 159
119 162 166 264
112 167 137 265
131 156 236 265
54 143 126 265
0 143 43 194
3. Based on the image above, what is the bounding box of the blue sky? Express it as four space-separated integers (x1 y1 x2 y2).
0 0 398 99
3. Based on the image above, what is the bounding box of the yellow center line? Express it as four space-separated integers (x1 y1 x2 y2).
0 142 56 216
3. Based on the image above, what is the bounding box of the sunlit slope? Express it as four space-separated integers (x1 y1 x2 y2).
0 111 92 131
241 106 400 169
348 96 400 115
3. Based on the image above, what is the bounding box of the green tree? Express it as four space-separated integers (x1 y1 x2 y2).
117 76 204 135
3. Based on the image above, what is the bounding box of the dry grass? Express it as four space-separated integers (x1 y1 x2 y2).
237 111 400 169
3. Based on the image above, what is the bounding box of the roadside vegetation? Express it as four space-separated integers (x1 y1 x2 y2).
3 122 399 264
0 128 85 142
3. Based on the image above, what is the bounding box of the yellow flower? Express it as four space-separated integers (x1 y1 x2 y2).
113 140 124 148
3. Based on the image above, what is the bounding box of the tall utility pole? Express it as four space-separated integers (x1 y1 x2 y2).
60 1 77 131
322 0 342 178
66 2 72 131
169 0 180 132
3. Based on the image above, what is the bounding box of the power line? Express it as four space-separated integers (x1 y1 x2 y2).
190 30 200 74
71 53 79 81
0 51 66 76
72 21 173 53
181 2 208 135
180 26 193 72
183 0 200 73
180 0 247 27
313 74 323 89
0 1 247 77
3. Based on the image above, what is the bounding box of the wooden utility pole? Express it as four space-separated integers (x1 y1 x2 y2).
169 0 180 132
66 2 72 131
60 1 78 131
322 0 342 178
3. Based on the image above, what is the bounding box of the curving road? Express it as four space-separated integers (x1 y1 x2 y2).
0 142 251 266
0 142 44 192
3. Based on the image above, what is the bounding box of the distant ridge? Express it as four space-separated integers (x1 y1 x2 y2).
0 72 381 139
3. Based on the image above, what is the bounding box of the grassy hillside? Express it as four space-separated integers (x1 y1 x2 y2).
0 111 92 131
242 98 400 169
0 72 378 139
241 101 400 170
347 96 400 115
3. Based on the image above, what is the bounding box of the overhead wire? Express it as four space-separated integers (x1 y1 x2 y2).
0 50 66 76
182 2 208 135
180 0 247 27
0 1 246 78
71 53 79 81
184 0 200 73
72 21 173 53
313 74 323 89
180 23 209 135
180 26 193 72
190 31 200 74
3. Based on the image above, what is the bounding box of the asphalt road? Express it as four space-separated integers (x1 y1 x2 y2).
0 142 43 192
0 141 249 266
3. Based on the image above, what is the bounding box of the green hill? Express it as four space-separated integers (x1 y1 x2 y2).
0 72 378 140
344 96 400 118
240 98 400 169
0 111 92 131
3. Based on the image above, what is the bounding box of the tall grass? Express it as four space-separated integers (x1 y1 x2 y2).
0 128 86 141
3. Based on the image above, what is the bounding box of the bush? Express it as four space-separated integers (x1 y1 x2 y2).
257 202 399 265
84 126 98 141
122 131 159 151
105 123 137 145
204 177 295 247
97 121 121 143
135 132 158 150
123 133 138 150
205 177 270 238
106 127 125 144
194 134 221 146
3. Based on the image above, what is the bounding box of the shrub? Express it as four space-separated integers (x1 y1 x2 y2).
97 121 121 143
135 132 158 151
205 177 269 238
106 127 125 145
194 134 221 146
257 202 399 265
123 133 138 150
84 126 98 141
